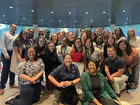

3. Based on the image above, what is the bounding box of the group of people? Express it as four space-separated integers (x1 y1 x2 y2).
0 24 139 105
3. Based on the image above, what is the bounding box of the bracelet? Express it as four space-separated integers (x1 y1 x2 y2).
71 81 74 85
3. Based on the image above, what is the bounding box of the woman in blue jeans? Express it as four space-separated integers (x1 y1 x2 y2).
6 47 44 105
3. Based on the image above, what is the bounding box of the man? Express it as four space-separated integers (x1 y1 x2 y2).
28 28 34 39
0 24 18 95
45 29 50 40
56 38 72 63
104 45 128 97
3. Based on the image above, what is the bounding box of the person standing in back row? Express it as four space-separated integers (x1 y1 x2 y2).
0 24 18 95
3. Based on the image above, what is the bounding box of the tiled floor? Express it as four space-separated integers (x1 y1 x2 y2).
0 74 140 105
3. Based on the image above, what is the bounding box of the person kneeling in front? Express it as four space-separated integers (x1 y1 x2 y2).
48 53 80 105
5 47 44 105
81 60 122 105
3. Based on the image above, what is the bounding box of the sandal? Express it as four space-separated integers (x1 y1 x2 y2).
9 84 18 88
0 89 4 95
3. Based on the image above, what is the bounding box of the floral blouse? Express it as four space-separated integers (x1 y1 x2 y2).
16 58 45 85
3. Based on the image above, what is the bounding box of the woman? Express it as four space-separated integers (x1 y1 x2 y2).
114 28 126 43
71 38 84 76
50 33 59 46
90 32 97 43
7 47 44 105
127 28 140 53
48 54 80 105
117 40 139 89
34 36 47 89
102 30 110 43
34 36 47 62
84 38 104 71
66 32 75 47
81 61 121 105
104 35 116 59
44 42 60 92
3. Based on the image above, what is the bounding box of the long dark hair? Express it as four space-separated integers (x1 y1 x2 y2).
85 38 94 53
117 40 132 56
18 29 29 41
115 28 126 37
73 38 83 52
36 36 47 49
25 47 38 61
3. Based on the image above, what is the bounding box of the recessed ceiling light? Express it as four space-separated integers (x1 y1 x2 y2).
69 12 71 14
108 19 111 21
126 18 128 20
5 21 7 23
91 20 93 22
122 10 126 12
51 11 54 14
50 20 52 22
59 20 61 22
2 15 5 17
85 12 88 15
23 18 25 20
41 19 43 21
31 10 34 12
9 6 13 9
75 20 77 22
103 11 106 14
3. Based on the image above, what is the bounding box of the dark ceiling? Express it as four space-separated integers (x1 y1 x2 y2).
0 0 140 28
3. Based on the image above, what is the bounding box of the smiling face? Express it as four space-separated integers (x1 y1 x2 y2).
10 24 17 32
128 29 135 38
48 43 55 52
75 39 81 49
85 39 92 48
119 42 126 51
88 61 96 74
22 30 29 40
107 47 116 57
28 47 36 61
108 36 115 45
38 37 46 47
64 54 72 68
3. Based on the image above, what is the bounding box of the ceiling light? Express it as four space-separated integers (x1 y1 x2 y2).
126 18 128 20
75 20 77 22
85 12 88 15
69 12 71 14
59 20 61 22
9 6 13 9
103 11 106 14
122 10 125 12
91 20 93 22
108 19 111 21
51 11 54 14
98 25 100 26
2 15 5 17
31 10 34 12
5 21 7 23
23 18 25 20
41 19 43 21
50 20 52 22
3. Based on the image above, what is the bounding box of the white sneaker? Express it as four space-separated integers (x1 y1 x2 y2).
76 88 83 95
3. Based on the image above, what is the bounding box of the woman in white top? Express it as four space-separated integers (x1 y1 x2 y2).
127 28 140 87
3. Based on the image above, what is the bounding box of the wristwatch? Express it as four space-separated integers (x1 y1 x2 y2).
71 81 74 85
